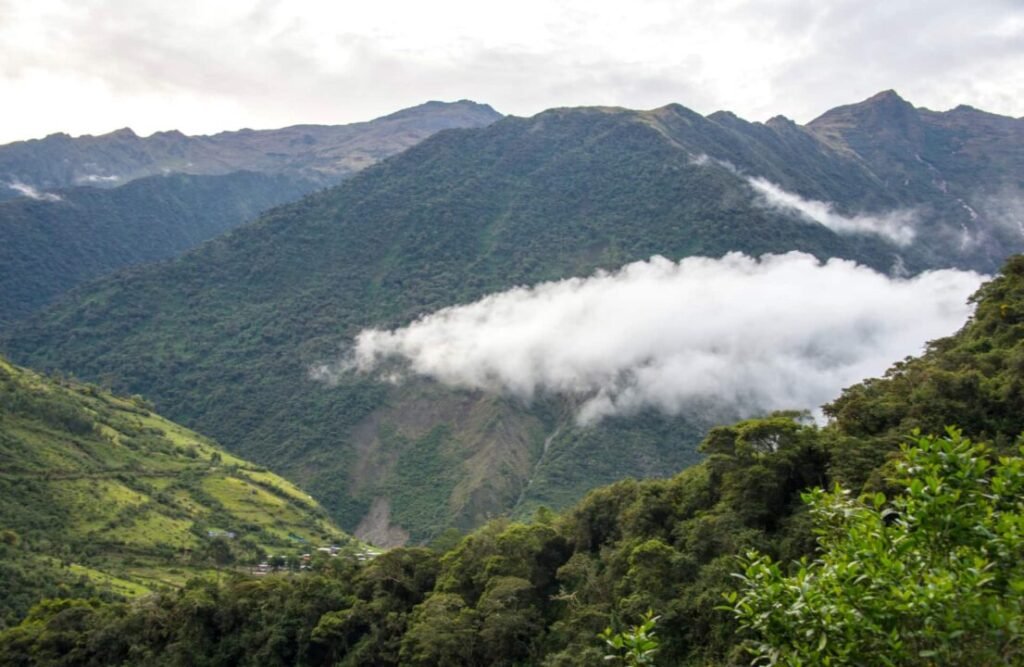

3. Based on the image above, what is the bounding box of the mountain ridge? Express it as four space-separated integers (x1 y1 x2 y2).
0 100 502 199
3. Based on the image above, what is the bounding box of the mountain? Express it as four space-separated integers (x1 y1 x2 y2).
4 91 1022 547
804 90 1024 266
0 100 502 326
0 354 360 626
0 101 502 200
0 171 314 327
3 255 1021 666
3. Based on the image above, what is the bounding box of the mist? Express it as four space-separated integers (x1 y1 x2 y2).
748 177 917 245
317 252 983 424
6 181 62 201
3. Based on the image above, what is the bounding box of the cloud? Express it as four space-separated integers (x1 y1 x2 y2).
978 189 1024 240
689 154 918 245
75 174 122 184
315 252 983 424
747 177 917 245
0 1 1021 144
6 181 62 201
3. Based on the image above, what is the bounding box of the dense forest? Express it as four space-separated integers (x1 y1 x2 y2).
0 172 316 326
2 253 1021 665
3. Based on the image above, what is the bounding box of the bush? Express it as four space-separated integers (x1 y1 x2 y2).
726 430 1024 666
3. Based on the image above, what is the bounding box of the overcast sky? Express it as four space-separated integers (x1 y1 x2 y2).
1 0 1021 144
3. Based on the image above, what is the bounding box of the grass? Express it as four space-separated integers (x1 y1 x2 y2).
0 355 363 623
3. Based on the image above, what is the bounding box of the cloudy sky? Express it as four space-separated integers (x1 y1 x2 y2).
1 0 1021 144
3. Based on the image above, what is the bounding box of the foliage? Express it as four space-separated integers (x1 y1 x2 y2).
599 610 660 666
727 430 1024 666
0 410 830 664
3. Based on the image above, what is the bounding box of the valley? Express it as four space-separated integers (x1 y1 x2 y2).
3 91 1021 547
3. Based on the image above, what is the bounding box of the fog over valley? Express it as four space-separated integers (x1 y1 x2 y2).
320 252 984 423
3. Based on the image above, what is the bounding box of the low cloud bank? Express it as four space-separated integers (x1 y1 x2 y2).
316 252 983 424
748 177 917 245
6 181 62 202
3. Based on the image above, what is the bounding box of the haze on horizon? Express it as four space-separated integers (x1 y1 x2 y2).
1 0 1022 145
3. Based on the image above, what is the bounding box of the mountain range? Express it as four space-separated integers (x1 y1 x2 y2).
0 100 501 199
3 90 1022 548
0 101 502 326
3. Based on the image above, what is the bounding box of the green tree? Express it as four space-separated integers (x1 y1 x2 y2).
399 593 479 665
726 430 1024 666
599 609 660 666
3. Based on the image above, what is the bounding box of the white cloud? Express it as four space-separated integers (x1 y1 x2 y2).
748 177 917 245
0 1 1021 144
75 174 122 184
316 252 983 424
6 180 62 201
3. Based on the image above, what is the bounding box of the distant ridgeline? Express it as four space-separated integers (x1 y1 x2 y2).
1 257 1021 664
0 355 361 627
0 101 502 198
0 101 502 328
3 91 1022 549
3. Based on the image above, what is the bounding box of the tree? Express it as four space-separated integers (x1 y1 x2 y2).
599 609 660 666
399 593 479 665
725 430 1024 666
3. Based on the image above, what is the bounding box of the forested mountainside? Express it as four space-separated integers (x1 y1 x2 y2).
4 91 1023 546
3 255 1022 667
0 101 501 199
0 171 315 327
0 355 359 627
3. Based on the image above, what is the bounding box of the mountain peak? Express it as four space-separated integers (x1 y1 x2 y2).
377 100 502 123
865 89 908 105
807 89 918 132
105 127 139 140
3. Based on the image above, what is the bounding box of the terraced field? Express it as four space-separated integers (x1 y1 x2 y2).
0 356 363 624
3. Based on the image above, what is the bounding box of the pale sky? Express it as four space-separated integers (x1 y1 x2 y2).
1 0 1021 144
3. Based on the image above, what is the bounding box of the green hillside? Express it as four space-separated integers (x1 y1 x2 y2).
0 355 360 627
0 171 315 327
4 92 1022 546
2 256 1021 666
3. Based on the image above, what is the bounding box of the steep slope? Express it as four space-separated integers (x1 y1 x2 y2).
0 355 359 626
0 171 314 327
0 100 502 199
806 90 1024 269
4 93 1021 546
